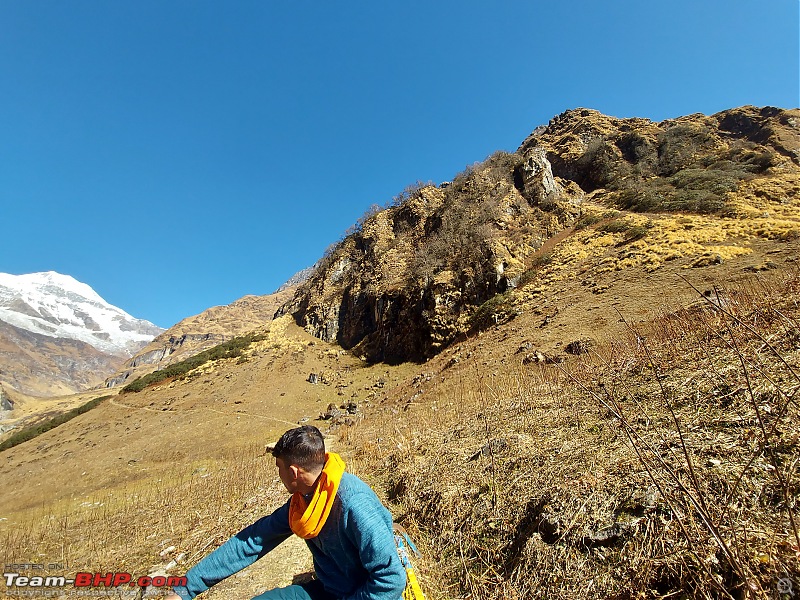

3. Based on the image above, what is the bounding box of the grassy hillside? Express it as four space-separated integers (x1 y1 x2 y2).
346 268 800 598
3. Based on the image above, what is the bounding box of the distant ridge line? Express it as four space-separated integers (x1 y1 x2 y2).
275 266 314 293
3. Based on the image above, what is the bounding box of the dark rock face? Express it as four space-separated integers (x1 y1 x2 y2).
289 271 443 363
336 289 438 364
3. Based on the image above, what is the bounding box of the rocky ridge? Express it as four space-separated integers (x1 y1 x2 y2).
105 288 296 388
282 105 800 363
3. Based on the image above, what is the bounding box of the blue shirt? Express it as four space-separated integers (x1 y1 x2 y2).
173 472 406 600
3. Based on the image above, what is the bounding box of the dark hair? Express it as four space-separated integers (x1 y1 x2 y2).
272 425 325 471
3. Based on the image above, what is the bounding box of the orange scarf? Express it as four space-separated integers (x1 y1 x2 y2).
289 452 346 539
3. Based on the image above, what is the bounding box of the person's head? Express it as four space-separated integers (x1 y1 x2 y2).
271 425 326 493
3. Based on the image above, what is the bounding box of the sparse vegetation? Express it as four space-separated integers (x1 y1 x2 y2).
410 198 498 287
410 152 519 286
552 115 783 216
0 395 111 452
469 291 517 331
573 213 604 230
483 150 525 181
656 124 718 176
0 442 289 572
575 138 622 190
621 223 650 242
613 161 759 214
598 218 652 243
391 180 435 208
122 333 267 392
598 219 633 234
516 252 554 289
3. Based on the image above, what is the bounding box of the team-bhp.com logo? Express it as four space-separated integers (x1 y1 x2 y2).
4 571 186 590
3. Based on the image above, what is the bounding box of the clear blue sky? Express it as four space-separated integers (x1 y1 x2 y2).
1 1 798 328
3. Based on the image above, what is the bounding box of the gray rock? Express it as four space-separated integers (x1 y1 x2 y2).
0 389 13 411
516 341 534 354
581 523 628 548
468 438 509 461
275 266 315 293
522 351 546 365
320 403 343 420
518 148 563 205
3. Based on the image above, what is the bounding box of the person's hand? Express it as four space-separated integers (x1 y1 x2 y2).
163 593 182 600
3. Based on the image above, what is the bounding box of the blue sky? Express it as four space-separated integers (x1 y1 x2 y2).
1 1 798 328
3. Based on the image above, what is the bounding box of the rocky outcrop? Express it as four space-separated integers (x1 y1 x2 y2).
282 152 583 363
127 334 221 368
521 106 799 205
716 106 800 164
0 387 12 411
104 333 225 388
515 147 564 206
275 266 315 293
129 347 172 368
282 106 799 364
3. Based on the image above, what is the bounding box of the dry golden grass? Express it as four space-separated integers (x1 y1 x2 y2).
344 268 800 599
505 182 800 314
1 439 321 599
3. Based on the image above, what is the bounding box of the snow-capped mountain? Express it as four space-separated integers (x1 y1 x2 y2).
0 271 164 356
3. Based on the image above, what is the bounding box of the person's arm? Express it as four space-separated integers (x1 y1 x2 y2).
170 501 292 600
341 500 406 600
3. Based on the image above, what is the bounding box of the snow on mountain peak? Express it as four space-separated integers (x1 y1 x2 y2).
0 271 165 356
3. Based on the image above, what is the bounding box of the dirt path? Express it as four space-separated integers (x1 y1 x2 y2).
109 396 300 428
525 224 576 266
197 535 313 599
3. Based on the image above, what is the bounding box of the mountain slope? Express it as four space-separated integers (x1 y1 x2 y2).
0 272 164 395
3 252 797 598
0 320 124 396
0 272 162 355
0 106 797 599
